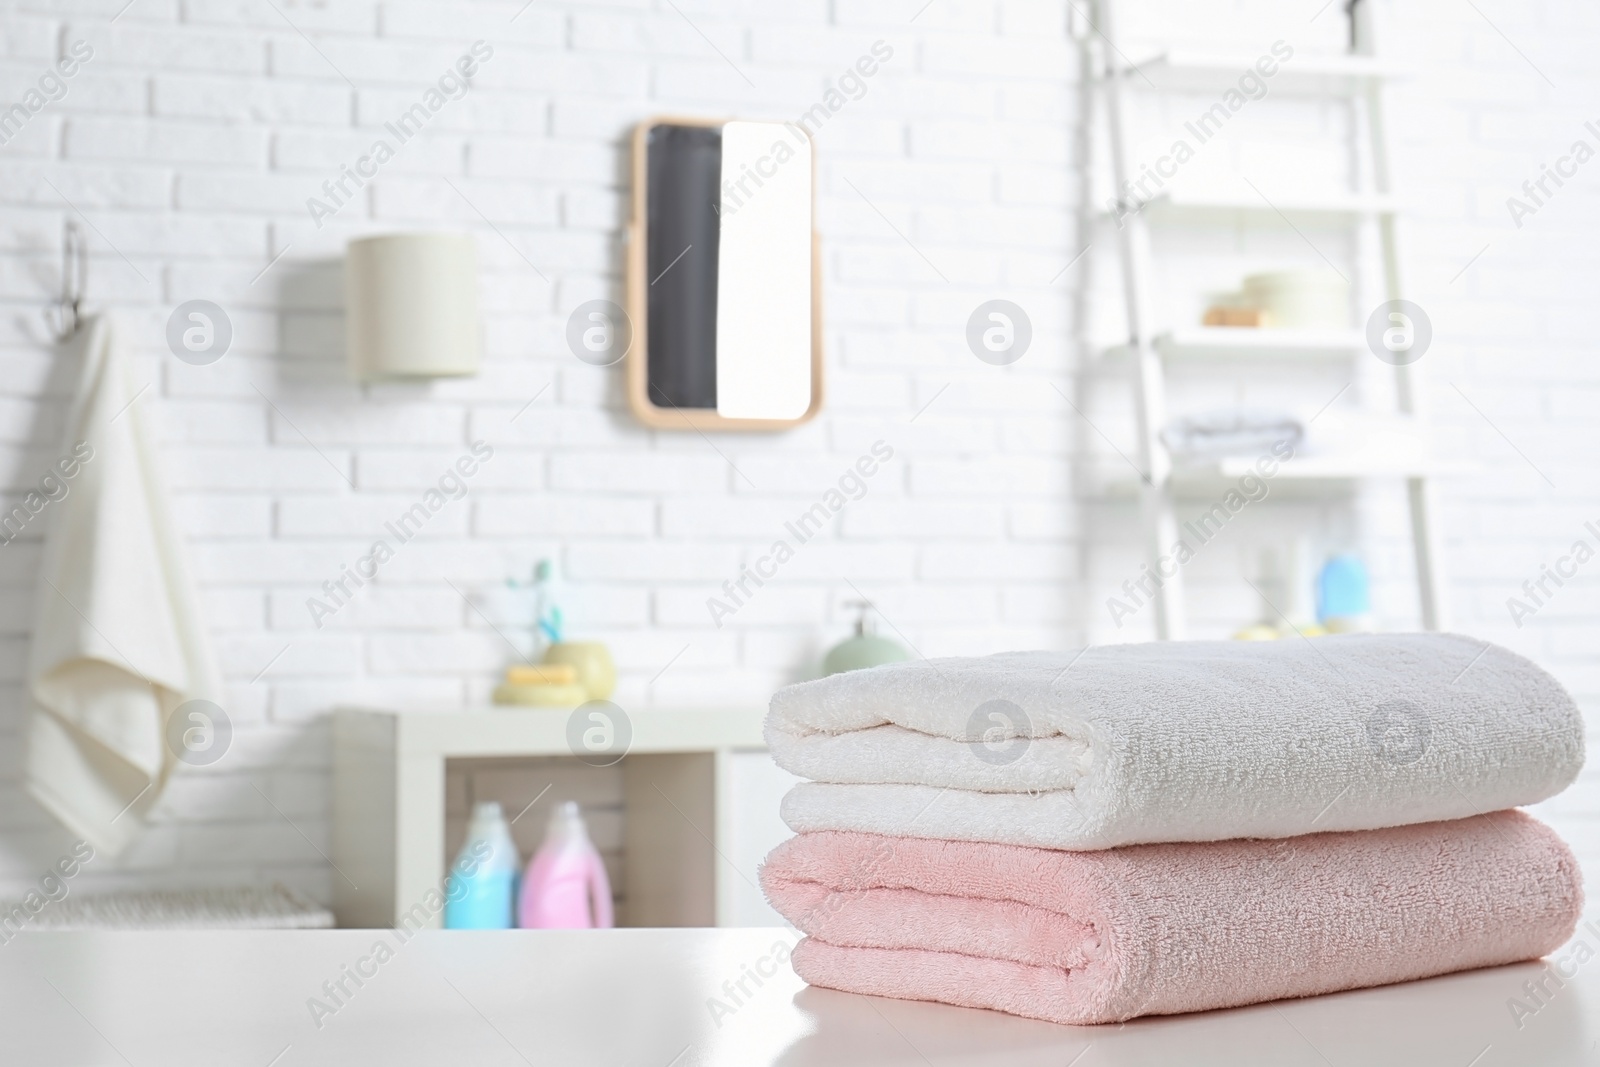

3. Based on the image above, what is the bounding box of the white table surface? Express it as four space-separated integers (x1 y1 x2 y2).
2 928 1595 1066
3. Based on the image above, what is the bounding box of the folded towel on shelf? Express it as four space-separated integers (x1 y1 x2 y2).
1159 409 1303 461
760 812 1584 1025
768 634 1584 850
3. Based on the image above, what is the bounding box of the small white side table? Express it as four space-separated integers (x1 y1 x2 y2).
332 705 770 929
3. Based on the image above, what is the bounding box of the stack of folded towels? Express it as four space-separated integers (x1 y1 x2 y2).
759 634 1587 1024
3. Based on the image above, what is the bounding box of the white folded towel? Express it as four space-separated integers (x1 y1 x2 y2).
767 634 1585 850
27 315 222 855
1159 409 1303 461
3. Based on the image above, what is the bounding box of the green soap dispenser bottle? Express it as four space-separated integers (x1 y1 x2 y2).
822 601 911 676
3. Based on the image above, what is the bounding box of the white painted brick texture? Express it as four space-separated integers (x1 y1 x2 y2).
0 0 1593 909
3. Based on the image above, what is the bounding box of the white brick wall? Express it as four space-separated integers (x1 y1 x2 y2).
0 0 1594 909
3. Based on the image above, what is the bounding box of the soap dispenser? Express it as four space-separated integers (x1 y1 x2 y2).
517 801 614 929
822 601 911 676
444 801 521 929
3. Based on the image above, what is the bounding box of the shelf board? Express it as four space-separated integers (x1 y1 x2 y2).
1141 188 1399 218
1114 50 1407 95
1086 435 1476 498
1199 455 1473 481
338 704 767 758
1105 328 1365 361
1085 458 1473 499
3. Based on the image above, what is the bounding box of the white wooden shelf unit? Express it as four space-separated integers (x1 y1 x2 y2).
1089 0 1448 638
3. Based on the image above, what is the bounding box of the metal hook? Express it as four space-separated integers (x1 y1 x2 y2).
1067 1 1095 45
48 220 88 342
1346 0 1364 52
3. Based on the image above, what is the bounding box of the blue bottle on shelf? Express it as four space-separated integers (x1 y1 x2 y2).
444 801 521 929
1317 553 1375 633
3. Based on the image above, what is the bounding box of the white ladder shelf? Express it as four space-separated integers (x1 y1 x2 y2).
1089 0 1447 640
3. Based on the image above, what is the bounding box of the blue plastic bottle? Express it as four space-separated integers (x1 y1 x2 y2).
1317 553 1374 633
444 801 521 929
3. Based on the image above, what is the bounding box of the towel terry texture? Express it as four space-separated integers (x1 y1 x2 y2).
26 315 222 855
767 634 1585 850
760 812 1584 1025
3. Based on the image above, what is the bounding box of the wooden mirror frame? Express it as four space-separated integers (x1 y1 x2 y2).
625 115 825 431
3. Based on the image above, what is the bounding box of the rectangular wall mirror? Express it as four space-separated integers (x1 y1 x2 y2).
626 116 824 430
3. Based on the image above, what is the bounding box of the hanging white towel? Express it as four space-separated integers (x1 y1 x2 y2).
27 314 221 855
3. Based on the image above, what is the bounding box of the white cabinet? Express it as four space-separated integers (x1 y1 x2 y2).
332 705 794 929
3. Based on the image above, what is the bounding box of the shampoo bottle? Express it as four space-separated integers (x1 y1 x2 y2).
444 801 521 929
1317 553 1375 633
517 801 614 929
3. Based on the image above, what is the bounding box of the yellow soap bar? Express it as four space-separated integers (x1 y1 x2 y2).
506 663 578 686
541 641 616 700
491 681 589 708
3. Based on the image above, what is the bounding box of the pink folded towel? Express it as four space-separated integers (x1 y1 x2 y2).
760 812 1583 1025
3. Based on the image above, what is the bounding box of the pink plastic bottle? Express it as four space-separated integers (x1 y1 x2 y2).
517 801 614 929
